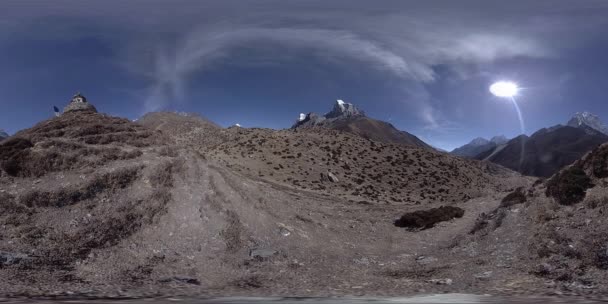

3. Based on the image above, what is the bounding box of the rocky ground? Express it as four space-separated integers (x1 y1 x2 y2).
1 111 608 299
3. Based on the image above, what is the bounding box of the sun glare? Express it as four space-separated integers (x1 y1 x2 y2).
490 81 519 98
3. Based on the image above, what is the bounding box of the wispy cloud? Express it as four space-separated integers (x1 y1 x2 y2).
3 0 608 126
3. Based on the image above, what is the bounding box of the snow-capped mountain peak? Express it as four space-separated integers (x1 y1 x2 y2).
325 99 364 119
299 113 307 122
567 111 608 135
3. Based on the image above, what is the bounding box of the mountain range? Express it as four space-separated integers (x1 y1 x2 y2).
451 111 608 177
450 135 508 158
0 129 8 141
293 99 431 149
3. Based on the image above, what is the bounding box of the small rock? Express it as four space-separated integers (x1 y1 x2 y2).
278 227 291 237
416 255 438 265
158 276 201 285
353 257 370 265
327 172 339 183
427 278 452 285
0 251 29 266
474 271 493 279
249 248 277 259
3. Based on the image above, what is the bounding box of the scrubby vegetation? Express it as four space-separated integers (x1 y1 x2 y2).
589 145 608 178
0 111 157 178
394 206 464 230
545 166 593 205
18 166 142 207
500 187 527 208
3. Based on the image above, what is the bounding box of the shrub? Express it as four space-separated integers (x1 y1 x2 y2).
580 234 608 270
493 208 508 229
469 212 489 234
19 166 141 207
545 166 593 205
500 187 527 208
0 137 34 160
149 159 184 188
590 146 608 178
0 138 34 176
394 206 464 230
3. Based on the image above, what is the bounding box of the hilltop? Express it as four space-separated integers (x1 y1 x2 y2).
293 100 431 149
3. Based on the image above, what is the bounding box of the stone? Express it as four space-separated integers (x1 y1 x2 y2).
249 248 277 259
416 255 438 265
158 276 201 285
327 172 339 183
427 278 453 285
0 251 29 266
474 271 493 279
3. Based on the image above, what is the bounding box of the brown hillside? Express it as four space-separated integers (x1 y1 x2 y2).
208 127 523 205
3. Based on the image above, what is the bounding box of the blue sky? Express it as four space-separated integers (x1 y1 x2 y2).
1 0 608 150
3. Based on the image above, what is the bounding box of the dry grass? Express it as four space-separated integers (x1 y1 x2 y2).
19 166 142 208
0 111 155 177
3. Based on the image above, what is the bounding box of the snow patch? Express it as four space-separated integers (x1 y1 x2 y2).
299 113 306 121
336 99 346 111
567 112 608 135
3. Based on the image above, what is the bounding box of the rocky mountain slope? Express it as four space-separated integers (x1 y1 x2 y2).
293 100 431 149
477 127 608 178
206 127 521 206
137 111 226 151
0 105 180 295
457 142 608 294
10 97 608 298
451 136 508 158
567 111 608 135
475 113 608 177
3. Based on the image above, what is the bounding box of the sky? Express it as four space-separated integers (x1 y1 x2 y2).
1 1 608 151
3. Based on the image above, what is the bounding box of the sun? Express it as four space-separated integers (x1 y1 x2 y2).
490 81 519 98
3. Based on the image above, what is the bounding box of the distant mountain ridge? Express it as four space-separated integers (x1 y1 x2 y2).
567 111 608 135
474 112 608 177
0 129 8 141
293 100 431 149
450 135 508 158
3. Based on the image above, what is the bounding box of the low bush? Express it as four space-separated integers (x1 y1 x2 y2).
500 187 527 208
590 145 608 178
545 166 593 205
1 138 142 177
581 234 608 270
19 166 141 208
394 206 464 230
